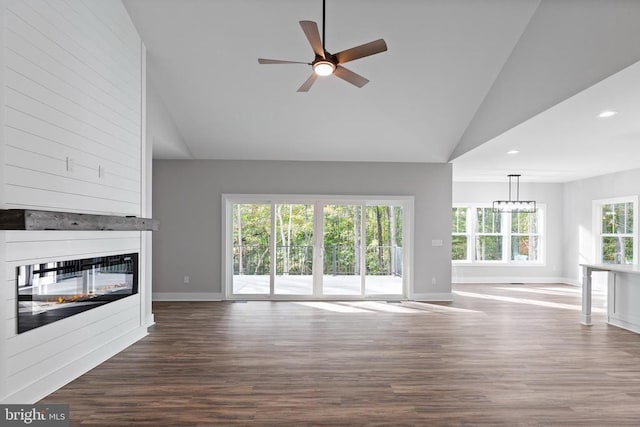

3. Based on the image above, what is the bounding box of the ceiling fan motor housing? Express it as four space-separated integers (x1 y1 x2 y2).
257 17 387 91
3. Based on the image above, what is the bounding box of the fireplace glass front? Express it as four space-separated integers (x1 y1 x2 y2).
17 253 138 334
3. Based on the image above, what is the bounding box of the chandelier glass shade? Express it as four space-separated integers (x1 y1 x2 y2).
492 174 537 213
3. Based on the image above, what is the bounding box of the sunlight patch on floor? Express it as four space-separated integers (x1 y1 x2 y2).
453 290 606 313
337 301 424 314
292 301 445 314
401 301 481 314
493 286 607 304
293 301 373 313
492 286 593 297
493 286 571 296
543 286 606 296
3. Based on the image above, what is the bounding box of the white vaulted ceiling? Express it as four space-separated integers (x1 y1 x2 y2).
123 0 640 182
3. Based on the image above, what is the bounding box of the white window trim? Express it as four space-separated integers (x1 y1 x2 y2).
474 206 504 263
452 203 546 266
592 196 639 265
221 194 415 300
452 207 469 262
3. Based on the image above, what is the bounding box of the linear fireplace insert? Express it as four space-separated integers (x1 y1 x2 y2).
17 253 138 334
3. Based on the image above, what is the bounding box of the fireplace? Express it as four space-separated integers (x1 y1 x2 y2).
16 253 138 334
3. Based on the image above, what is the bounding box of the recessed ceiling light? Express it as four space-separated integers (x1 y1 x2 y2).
507 150 520 155
598 110 618 118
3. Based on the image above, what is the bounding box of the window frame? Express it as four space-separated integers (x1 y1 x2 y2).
222 194 415 300
593 196 638 265
451 206 469 262
474 207 504 262
510 210 542 263
452 203 546 266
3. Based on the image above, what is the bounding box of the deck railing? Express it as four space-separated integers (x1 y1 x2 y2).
233 245 402 276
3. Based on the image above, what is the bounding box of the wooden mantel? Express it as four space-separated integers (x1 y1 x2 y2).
0 209 159 231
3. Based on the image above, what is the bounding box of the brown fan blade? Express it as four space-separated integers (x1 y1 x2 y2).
299 21 325 58
334 39 387 64
297 73 318 92
258 58 309 65
333 65 369 88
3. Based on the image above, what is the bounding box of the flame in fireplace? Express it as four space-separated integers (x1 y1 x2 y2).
57 292 94 304
53 282 128 304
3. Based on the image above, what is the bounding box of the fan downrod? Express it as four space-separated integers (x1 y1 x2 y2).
257 0 388 91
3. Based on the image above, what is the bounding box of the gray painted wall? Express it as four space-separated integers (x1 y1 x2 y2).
153 160 453 299
562 168 640 284
452 181 564 283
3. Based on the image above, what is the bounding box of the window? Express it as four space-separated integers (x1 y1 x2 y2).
597 199 636 264
452 205 544 265
452 207 468 261
511 211 540 262
475 207 502 261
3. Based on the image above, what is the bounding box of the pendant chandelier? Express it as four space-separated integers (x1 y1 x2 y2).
492 174 536 213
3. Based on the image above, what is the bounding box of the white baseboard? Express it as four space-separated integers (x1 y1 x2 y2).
563 277 580 287
2 326 148 404
608 316 640 334
411 292 453 302
452 276 570 285
146 313 155 327
153 292 224 301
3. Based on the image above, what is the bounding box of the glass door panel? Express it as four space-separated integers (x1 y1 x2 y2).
227 197 407 300
274 204 314 295
232 203 271 294
322 205 362 296
365 205 403 295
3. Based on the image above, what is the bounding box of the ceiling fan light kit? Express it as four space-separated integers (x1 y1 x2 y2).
313 60 336 76
258 0 387 91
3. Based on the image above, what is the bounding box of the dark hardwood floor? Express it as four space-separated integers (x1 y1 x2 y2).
41 284 640 426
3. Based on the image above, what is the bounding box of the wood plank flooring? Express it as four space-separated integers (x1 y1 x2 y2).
40 284 640 426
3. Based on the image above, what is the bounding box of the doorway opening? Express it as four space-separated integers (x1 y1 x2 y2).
223 195 413 300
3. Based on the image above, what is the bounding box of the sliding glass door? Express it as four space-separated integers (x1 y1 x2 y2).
322 204 362 296
365 205 404 296
232 203 270 295
274 203 314 295
226 196 411 300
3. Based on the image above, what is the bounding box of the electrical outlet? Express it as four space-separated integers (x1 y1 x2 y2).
432 277 436 285
183 275 190 284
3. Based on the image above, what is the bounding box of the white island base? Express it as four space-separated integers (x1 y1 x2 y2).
581 263 640 333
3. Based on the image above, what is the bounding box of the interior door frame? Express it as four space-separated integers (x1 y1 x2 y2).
222 194 414 301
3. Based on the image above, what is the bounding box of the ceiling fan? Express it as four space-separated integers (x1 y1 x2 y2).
258 0 388 92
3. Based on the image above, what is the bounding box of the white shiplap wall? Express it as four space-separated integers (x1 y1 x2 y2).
0 0 149 403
